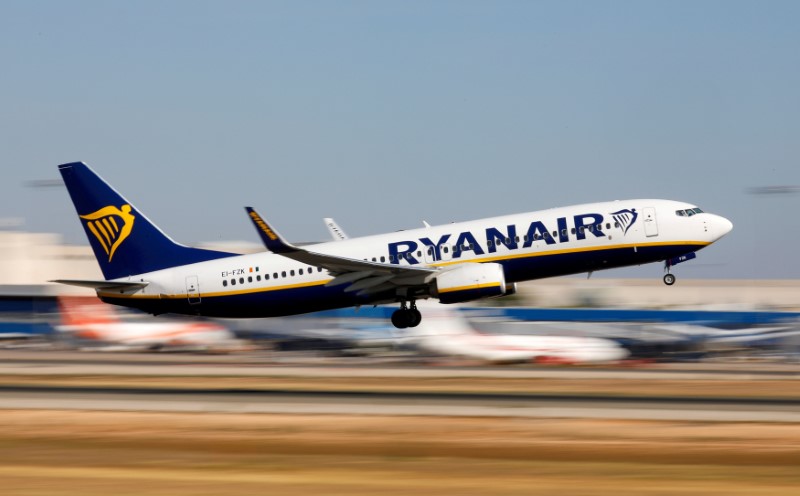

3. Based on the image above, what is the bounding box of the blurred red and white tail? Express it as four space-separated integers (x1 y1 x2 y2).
58 296 118 328
56 295 244 352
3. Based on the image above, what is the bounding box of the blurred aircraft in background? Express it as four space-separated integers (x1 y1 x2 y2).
56 296 245 352
648 322 800 352
398 303 628 364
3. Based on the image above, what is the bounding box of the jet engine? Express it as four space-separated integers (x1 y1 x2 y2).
433 263 507 304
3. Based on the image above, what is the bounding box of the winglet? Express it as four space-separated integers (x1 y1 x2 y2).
245 207 297 254
324 217 348 241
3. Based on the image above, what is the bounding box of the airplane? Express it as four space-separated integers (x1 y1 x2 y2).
394 302 628 364
56 295 245 352
53 161 733 329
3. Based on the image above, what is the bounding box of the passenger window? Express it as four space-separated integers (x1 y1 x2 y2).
299 268 304 275
417 251 422 257
380 256 385 262
570 228 576 235
248 276 252 283
223 280 228 287
290 270 295 276
488 240 494 247
606 223 611 229
443 246 449 254
231 279 236 286
389 255 394 262
265 274 270 280
273 273 278 279
281 271 286 277
239 278 244 284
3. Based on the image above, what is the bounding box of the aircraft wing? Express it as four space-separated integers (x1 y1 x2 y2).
245 207 437 296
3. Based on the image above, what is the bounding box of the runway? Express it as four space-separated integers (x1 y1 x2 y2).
1 349 799 380
1 383 799 422
1 349 799 421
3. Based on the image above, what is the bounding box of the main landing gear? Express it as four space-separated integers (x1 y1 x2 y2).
391 300 421 329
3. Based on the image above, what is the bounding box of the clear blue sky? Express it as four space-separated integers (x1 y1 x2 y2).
1 1 799 279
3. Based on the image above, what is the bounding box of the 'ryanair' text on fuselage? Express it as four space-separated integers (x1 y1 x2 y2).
388 211 625 264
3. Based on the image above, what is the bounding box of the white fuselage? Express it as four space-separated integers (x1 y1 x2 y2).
98 199 732 318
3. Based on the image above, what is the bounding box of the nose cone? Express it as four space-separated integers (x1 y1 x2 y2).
710 214 733 241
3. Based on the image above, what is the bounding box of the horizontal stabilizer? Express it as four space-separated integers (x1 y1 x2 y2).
51 279 149 291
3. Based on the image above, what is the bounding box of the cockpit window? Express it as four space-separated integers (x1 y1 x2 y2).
675 207 705 217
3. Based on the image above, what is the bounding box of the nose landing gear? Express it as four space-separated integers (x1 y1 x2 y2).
391 300 422 329
663 252 698 286
663 259 677 285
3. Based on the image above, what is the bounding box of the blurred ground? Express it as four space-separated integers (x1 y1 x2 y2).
0 410 799 495
1 372 798 399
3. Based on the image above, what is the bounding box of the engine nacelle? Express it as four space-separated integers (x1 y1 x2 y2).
433 263 507 304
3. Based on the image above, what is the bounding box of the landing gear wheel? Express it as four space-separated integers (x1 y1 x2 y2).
391 309 410 329
663 273 676 286
408 308 422 328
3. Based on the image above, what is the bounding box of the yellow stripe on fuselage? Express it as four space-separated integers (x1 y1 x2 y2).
431 240 710 267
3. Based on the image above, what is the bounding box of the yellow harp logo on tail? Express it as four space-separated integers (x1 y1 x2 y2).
80 205 135 262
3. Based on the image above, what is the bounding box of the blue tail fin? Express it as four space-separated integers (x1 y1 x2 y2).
59 162 235 280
